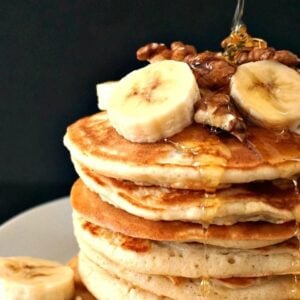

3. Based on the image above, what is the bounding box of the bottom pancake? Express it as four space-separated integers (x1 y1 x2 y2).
78 251 300 300
78 252 167 300
67 256 96 300
73 212 300 279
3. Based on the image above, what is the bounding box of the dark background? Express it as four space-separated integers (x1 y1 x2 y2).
1 0 300 224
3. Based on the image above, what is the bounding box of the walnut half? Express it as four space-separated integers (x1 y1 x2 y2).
184 52 236 90
235 47 299 66
136 41 197 63
194 92 246 141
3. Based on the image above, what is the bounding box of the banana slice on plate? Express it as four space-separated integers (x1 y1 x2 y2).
0 256 74 300
107 60 200 143
230 60 300 133
96 81 118 111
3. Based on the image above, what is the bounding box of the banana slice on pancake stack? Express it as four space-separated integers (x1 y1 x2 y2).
231 60 300 134
0 256 74 300
96 81 118 111
106 60 200 143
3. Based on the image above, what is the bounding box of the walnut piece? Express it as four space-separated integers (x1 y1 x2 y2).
194 92 246 141
136 41 196 63
273 50 300 66
136 43 170 62
170 41 197 61
185 52 236 90
234 47 299 66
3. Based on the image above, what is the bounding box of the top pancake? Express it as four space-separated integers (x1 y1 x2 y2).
64 112 300 190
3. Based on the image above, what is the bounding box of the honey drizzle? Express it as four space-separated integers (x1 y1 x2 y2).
163 138 215 296
231 0 244 30
200 277 211 298
292 178 299 195
163 136 230 191
221 0 267 63
221 24 268 63
291 222 300 297
163 138 200 156
292 178 300 297
200 226 212 298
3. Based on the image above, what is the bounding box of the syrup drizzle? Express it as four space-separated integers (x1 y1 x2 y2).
244 139 264 161
221 0 267 63
292 178 299 195
292 176 300 296
231 0 245 34
164 132 223 296
163 138 200 156
200 226 211 298
163 135 230 191
291 222 300 297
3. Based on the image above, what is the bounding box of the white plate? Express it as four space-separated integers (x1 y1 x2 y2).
0 197 78 263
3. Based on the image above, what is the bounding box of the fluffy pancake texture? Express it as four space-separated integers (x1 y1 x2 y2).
64 112 300 190
67 256 96 300
74 161 300 225
71 179 298 249
73 212 300 278
78 252 166 300
78 252 300 300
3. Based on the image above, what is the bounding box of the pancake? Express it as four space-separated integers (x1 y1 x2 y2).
78 252 168 300
67 256 96 300
79 252 300 300
74 161 300 225
71 179 298 249
74 213 300 278
64 112 300 190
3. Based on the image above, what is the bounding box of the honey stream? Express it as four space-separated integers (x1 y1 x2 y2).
199 222 213 297
164 131 300 296
164 136 220 297
221 0 267 63
163 134 230 192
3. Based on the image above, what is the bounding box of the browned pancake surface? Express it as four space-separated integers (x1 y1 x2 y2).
71 179 297 246
67 112 300 169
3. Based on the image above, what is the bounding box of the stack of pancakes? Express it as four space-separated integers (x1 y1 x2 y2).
64 112 300 299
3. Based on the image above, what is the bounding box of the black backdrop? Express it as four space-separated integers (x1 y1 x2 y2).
1 0 300 224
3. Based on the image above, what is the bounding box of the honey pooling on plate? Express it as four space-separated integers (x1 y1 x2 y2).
221 24 268 63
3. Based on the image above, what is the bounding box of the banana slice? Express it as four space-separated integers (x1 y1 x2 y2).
96 81 118 111
107 60 200 143
230 60 300 133
0 256 74 300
